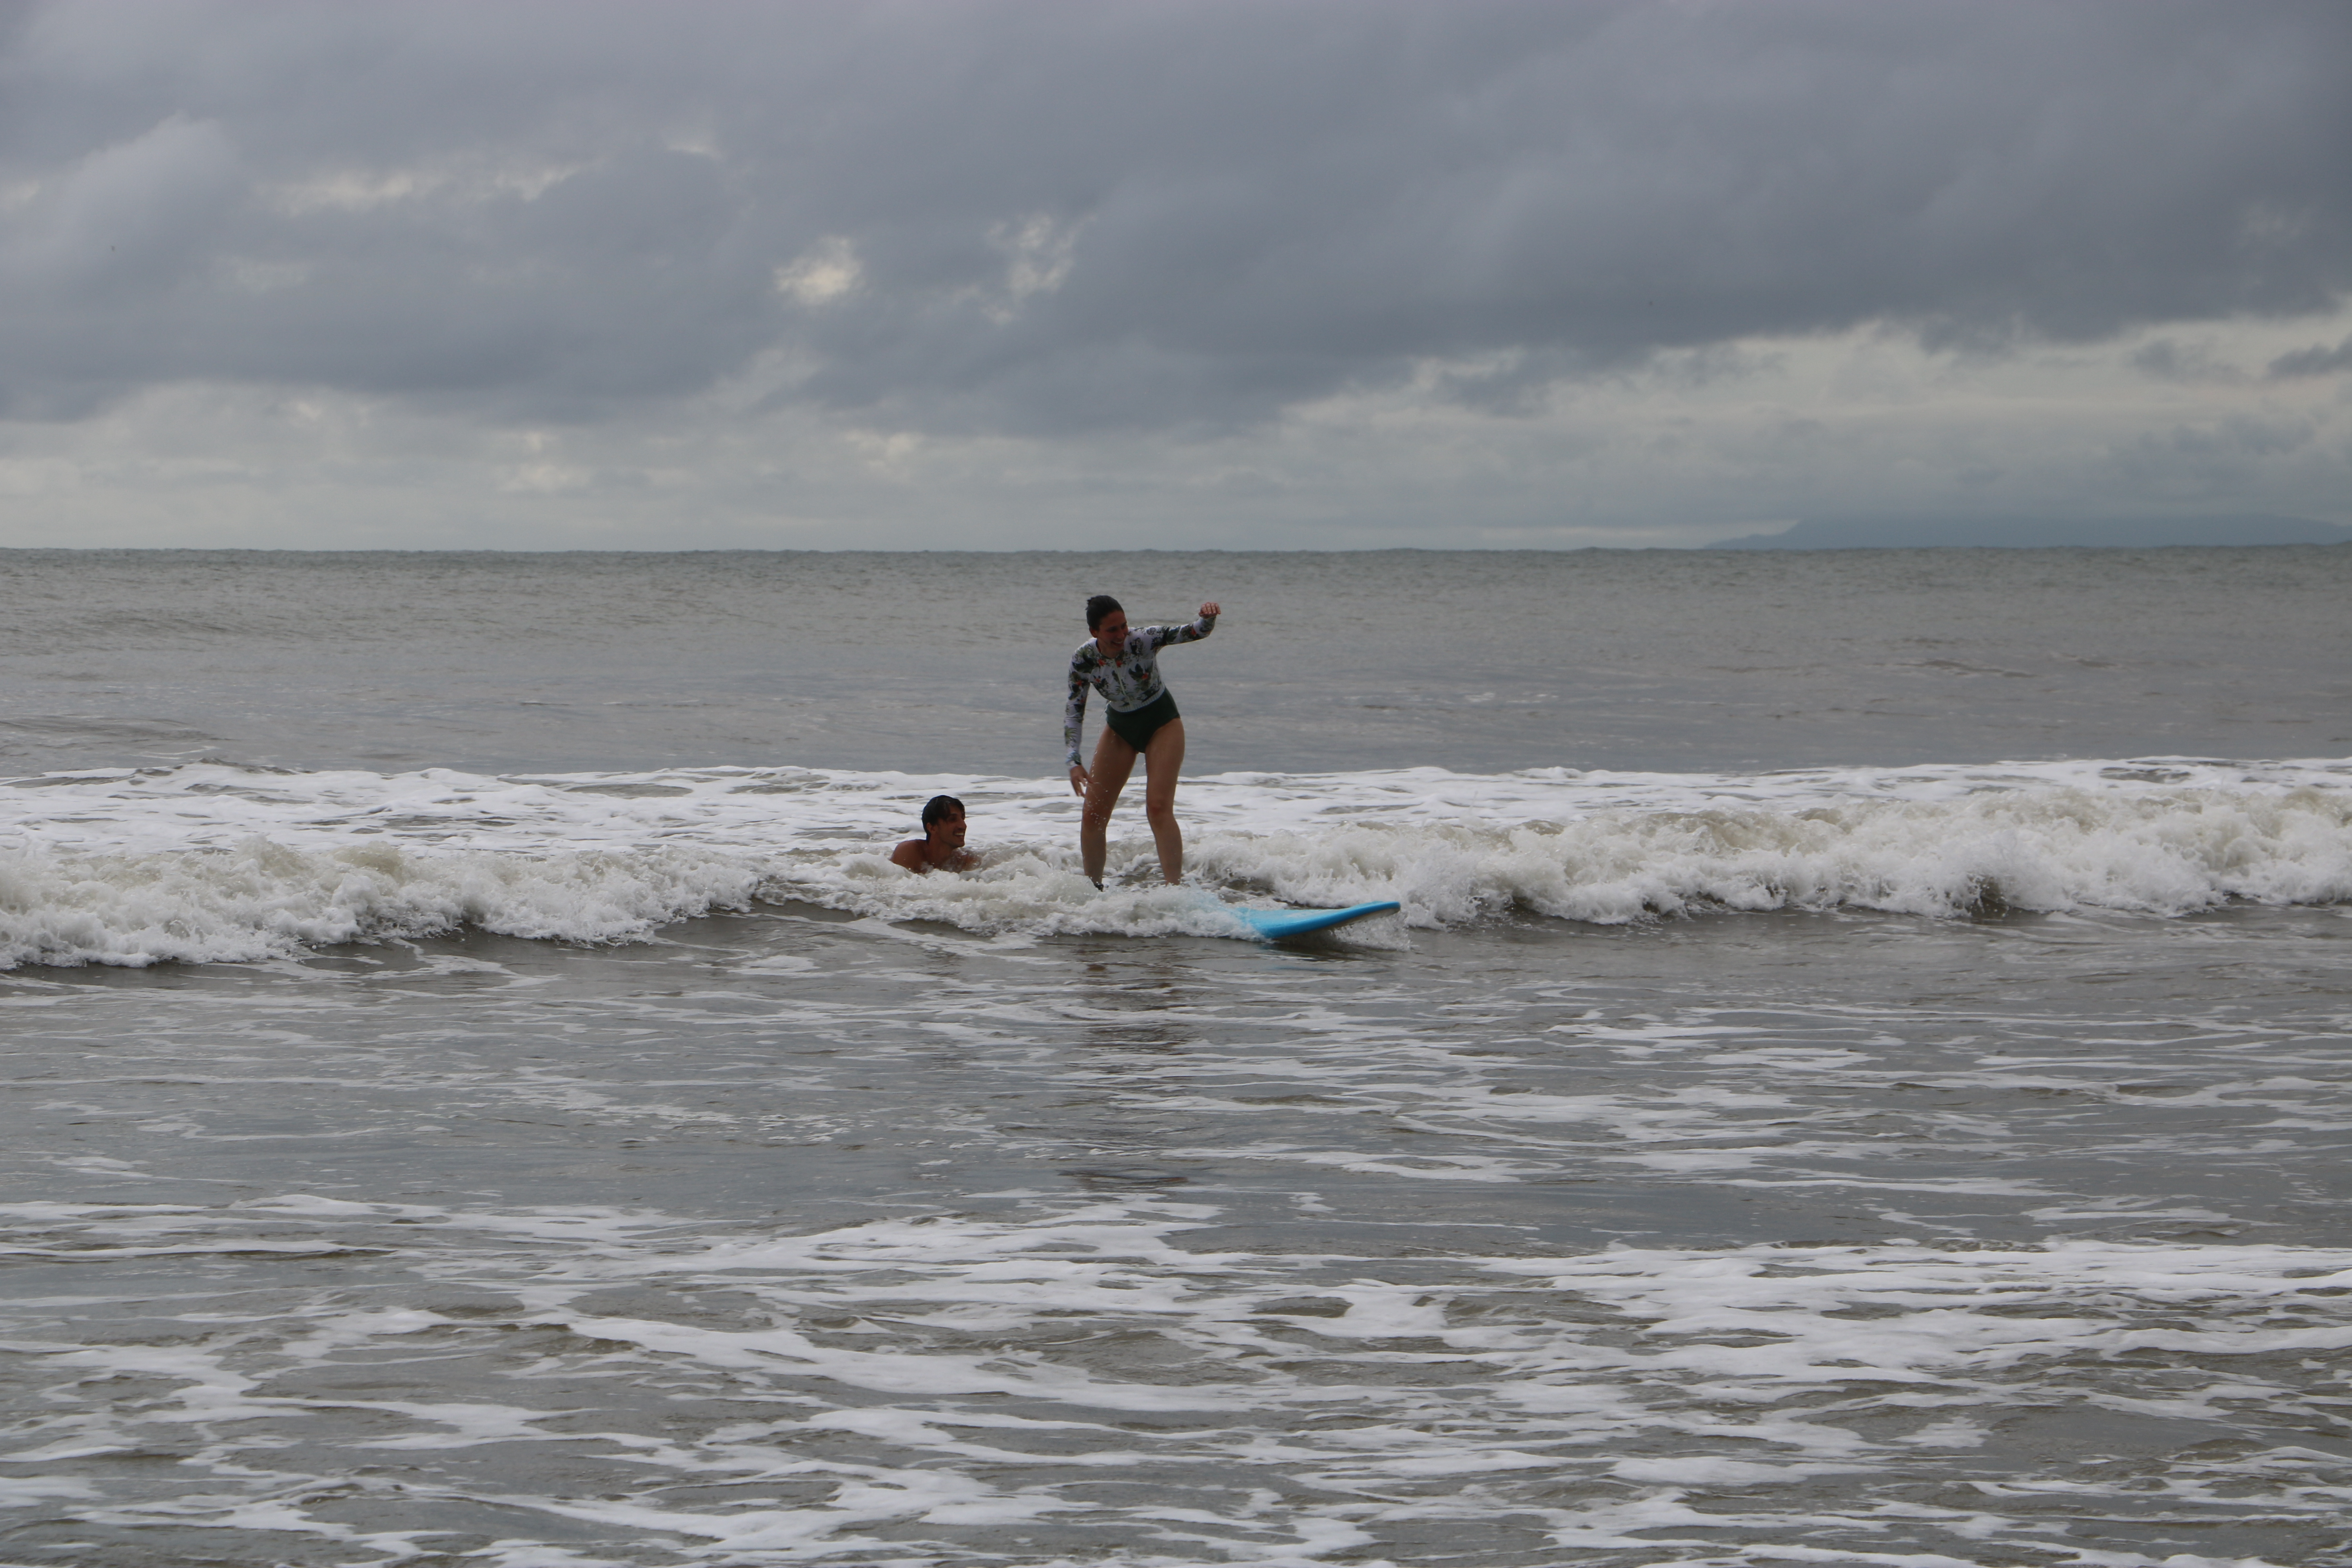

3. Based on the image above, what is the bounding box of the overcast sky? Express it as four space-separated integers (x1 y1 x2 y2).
2 0 2347 549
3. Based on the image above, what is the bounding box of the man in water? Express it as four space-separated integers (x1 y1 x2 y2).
892 795 977 874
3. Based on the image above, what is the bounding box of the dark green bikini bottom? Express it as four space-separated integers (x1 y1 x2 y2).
1105 691 1179 752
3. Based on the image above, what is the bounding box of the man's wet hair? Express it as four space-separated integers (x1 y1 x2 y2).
921 794 965 829
1085 594 1122 631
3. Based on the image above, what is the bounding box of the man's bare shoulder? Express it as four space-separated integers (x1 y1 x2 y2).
893 839 976 874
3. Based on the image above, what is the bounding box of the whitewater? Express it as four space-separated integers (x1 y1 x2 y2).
2 755 2350 969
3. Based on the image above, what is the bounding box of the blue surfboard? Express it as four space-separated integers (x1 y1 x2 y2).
1236 901 1401 940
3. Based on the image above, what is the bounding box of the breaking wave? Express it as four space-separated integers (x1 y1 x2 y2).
2 756 2346 967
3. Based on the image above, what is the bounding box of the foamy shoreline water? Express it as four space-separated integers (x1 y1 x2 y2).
11 1189 2349 1566
1 755 2347 967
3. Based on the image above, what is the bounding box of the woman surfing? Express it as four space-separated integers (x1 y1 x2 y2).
1064 593 1219 887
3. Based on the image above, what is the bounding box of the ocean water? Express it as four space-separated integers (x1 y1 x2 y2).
2 547 2349 1568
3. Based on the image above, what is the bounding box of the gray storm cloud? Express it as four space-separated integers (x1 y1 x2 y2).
1 0 2345 432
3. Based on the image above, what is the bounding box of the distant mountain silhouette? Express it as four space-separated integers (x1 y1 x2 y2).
1711 515 2352 550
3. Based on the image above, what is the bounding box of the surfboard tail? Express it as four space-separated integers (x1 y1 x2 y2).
1237 901 1402 940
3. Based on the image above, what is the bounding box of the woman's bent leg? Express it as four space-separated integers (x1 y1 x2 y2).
1082 729 1140 887
1142 717 1187 884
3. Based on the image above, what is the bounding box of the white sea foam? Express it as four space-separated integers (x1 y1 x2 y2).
1 755 2346 965
9 1193 2350 1565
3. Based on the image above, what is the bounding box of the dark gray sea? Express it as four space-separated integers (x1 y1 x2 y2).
3 547 2349 1568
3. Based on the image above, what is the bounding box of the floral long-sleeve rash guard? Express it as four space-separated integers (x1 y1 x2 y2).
1063 613 1216 768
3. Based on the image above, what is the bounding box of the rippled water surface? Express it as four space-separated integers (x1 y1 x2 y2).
3 548 2349 1566
3 545 2348 777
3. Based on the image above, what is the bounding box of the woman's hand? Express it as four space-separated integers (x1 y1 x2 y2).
1200 600 1220 618
1069 764 1089 799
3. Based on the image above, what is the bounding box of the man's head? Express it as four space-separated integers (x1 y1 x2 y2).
921 794 966 848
